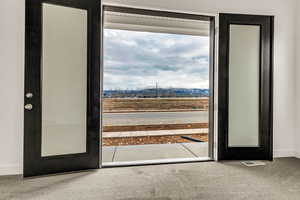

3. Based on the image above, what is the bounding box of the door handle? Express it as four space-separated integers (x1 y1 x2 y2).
26 93 33 98
24 104 33 110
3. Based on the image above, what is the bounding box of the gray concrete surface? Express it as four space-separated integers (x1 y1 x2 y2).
1 158 300 200
102 146 116 162
101 143 208 162
103 111 209 125
181 143 208 157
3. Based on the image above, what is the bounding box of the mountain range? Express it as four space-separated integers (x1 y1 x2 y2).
103 88 209 98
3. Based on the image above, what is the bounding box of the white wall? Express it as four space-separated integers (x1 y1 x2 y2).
0 0 297 175
0 0 25 175
295 1 300 158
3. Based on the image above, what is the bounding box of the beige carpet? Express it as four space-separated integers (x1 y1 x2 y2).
1 158 300 200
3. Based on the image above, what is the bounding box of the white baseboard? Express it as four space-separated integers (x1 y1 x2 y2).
273 149 295 158
0 164 22 176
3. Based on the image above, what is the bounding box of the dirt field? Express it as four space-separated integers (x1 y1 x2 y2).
103 97 209 112
102 133 208 146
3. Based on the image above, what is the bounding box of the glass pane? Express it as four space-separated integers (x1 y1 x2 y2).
228 24 260 147
41 3 87 156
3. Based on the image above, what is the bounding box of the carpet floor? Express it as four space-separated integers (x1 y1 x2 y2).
1 157 300 200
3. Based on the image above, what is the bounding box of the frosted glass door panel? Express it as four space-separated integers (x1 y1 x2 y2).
228 25 260 147
41 3 87 156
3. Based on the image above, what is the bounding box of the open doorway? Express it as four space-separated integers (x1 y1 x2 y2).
22 1 274 177
101 6 214 165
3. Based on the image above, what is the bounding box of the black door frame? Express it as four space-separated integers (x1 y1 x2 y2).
218 13 274 160
24 0 101 177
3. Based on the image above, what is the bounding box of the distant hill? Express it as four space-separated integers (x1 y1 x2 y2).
103 88 209 98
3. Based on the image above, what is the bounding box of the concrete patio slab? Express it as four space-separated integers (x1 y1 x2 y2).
112 143 195 162
102 146 116 162
180 142 208 157
102 128 208 138
102 143 209 163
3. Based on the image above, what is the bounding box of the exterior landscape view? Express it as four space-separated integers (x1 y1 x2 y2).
102 28 210 162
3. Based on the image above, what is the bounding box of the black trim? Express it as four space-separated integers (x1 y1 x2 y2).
24 0 101 177
103 5 212 22
181 136 205 143
218 13 274 160
269 16 274 160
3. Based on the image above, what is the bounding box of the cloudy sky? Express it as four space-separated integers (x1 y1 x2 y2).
103 29 209 90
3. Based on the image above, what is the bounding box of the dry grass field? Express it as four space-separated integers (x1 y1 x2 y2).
103 97 209 113
102 134 208 146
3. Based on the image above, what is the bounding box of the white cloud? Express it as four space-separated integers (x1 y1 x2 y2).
103 29 210 90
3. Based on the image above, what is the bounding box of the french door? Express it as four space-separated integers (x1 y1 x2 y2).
24 0 101 177
218 14 273 160
24 4 274 177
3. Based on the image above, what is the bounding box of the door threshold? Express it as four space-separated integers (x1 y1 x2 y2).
101 157 213 168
